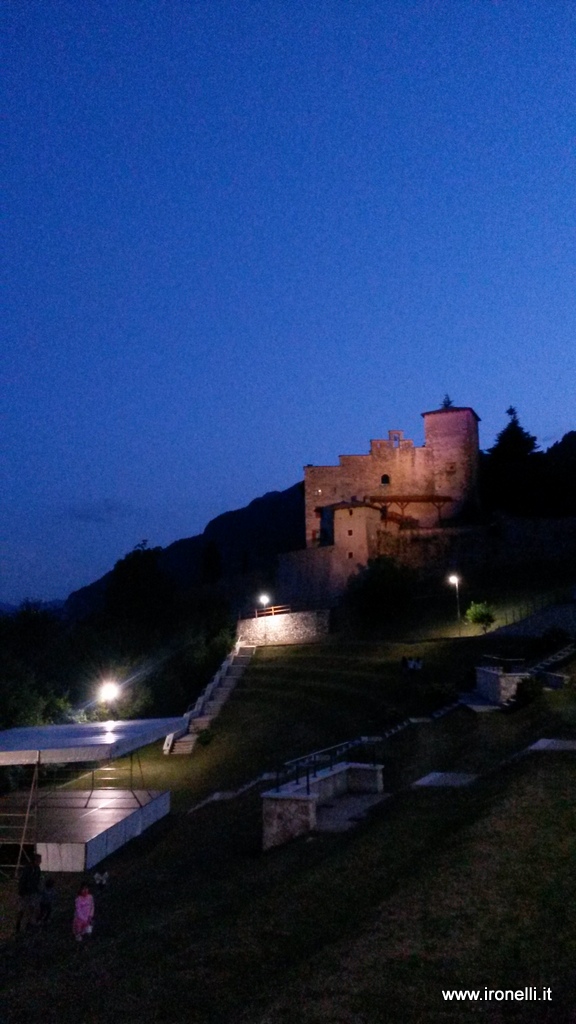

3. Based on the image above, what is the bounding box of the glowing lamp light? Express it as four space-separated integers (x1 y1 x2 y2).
448 574 461 627
99 680 120 703
258 593 271 607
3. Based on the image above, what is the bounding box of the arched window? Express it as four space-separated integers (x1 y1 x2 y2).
381 474 390 485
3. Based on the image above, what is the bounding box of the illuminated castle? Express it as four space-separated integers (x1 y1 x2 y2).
279 405 482 604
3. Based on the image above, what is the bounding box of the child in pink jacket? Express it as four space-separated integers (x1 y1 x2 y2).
72 884 94 941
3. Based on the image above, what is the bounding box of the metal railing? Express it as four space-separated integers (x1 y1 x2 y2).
275 736 383 794
165 640 247 753
255 604 291 617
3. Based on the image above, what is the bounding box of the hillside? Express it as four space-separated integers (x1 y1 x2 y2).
64 482 305 619
1 638 575 1022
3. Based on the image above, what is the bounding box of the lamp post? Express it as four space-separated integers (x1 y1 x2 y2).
257 593 271 645
448 574 461 634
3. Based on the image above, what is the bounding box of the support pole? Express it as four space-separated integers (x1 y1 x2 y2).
16 754 40 875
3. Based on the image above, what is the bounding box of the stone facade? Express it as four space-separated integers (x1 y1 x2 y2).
304 406 480 546
237 609 330 646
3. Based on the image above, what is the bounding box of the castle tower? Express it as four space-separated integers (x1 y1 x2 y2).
422 406 480 521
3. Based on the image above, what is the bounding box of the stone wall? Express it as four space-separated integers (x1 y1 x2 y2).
237 609 330 646
475 667 526 703
262 793 316 851
277 516 576 608
262 762 383 850
276 547 354 606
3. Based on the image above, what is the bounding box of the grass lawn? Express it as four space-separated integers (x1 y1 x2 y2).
0 637 575 1023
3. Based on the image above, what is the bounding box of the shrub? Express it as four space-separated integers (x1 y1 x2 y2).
465 601 495 633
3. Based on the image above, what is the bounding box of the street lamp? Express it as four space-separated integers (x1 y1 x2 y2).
99 680 120 703
448 574 461 632
258 593 271 609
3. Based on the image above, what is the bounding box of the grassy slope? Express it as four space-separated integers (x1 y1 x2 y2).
0 640 575 1023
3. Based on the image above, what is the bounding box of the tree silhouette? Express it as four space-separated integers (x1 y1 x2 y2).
104 544 177 634
488 407 538 461
481 408 541 514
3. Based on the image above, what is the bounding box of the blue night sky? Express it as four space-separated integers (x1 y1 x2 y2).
2 0 575 605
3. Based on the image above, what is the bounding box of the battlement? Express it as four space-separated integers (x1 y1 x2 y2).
304 405 479 548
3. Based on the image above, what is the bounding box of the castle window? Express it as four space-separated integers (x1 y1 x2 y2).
348 552 354 559
349 509 354 516
381 474 390 485
348 529 353 536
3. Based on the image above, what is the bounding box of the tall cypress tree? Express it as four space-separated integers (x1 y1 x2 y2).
482 408 541 514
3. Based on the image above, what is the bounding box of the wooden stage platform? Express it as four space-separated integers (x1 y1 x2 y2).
0 789 170 872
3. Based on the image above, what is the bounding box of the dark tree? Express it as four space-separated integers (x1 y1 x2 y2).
343 556 417 629
481 408 542 515
199 540 223 585
542 432 576 515
488 407 539 461
103 544 178 635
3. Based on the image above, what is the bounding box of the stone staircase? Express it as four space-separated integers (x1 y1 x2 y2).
168 645 255 755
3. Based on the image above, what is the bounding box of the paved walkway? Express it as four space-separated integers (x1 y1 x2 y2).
412 771 477 788
528 739 576 752
494 603 576 638
315 792 390 832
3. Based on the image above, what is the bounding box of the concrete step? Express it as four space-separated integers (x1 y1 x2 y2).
171 734 198 755
225 665 246 678
315 793 388 832
216 680 238 695
204 704 223 718
190 716 212 732
206 690 234 708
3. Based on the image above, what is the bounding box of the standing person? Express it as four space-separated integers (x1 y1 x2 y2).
38 876 56 925
72 883 94 942
15 853 42 934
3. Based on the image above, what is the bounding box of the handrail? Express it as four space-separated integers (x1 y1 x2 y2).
255 604 291 617
276 736 384 792
172 639 248 751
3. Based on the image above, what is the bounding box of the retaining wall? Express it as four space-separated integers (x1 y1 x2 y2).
237 609 330 646
262 762 383 850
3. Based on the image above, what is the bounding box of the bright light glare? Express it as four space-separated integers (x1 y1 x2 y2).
99 681 120 702
258 593 271 606
448 574 460 586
